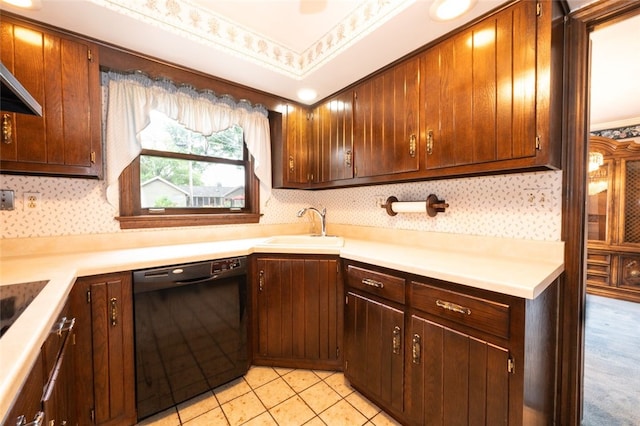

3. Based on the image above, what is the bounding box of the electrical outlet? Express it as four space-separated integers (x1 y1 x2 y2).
24 192 40 211
524 189 548 208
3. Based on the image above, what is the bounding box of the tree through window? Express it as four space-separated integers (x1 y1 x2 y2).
138 110 247 211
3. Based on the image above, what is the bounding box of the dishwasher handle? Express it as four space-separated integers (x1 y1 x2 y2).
174 276 218 286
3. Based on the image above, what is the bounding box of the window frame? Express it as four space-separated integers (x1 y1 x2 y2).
117 142 261 229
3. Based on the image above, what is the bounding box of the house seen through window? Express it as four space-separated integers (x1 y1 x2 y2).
139 110 246 210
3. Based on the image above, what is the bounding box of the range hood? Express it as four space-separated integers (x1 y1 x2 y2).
0 61 42 116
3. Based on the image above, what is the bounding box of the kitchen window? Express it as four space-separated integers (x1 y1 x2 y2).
103 71 271 229
138 111 247 211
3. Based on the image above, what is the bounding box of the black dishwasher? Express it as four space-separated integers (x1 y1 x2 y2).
133 256 248 421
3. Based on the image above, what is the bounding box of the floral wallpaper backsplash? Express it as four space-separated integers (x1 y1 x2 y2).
0 170 562 241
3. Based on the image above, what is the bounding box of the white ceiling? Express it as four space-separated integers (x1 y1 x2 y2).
2 0 638 129
589 12 640 130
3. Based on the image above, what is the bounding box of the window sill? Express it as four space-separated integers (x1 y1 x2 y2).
116 213 261 229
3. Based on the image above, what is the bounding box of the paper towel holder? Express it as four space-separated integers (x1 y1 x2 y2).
382 194 449 217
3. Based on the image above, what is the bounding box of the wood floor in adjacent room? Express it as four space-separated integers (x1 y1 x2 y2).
583 294 640 426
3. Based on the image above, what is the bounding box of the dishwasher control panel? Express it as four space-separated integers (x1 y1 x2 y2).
212 256 245 274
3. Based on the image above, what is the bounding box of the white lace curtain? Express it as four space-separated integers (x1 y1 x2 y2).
102 71 272 211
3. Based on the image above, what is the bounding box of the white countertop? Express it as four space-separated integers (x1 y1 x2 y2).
0 234 564 422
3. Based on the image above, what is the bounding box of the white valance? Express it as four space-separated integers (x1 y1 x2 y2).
103 71 272 211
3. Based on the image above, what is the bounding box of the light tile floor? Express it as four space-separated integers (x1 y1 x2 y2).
136 366 402 426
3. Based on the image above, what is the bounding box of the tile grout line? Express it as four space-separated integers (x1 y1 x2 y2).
150 367 389 426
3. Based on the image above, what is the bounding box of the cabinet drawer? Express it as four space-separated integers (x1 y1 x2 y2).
410 281 510 339
587 252 611 264
346 265 405 304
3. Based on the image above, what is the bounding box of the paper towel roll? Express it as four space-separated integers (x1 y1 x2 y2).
390 201 426 213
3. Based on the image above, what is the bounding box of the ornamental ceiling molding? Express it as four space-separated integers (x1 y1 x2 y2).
90 0 415 80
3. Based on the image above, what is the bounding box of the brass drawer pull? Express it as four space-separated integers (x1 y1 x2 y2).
436 299 471 315
409 134 416 158
345 149 352 167
362 278 384 289
426 129 433 155
412 334 421 364
2 113 12 144
392 325 401 354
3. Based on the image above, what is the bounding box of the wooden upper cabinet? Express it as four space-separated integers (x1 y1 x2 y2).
276 0 562 189
273 103 311 188
353 56 421 178
421 0 553 172
0 16 102 178
311 91 354 184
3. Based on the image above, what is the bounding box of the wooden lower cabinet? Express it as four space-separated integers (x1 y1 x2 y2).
344 292 404 418
3 300 75 426
252 255 343 369
71 272 136 426
2 354 44 426
406 316 509 426
343 260 559 426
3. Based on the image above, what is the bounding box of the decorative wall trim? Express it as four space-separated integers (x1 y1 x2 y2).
91 0 414 80
590 124 640 140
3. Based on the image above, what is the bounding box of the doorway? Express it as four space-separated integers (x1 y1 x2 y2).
582 12 640 425
562 1 640 425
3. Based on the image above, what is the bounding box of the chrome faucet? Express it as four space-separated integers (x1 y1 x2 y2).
297 207 327 236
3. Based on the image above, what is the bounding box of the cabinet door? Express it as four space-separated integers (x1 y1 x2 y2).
42 325 75 426
421 0 538 170
312 91 354 183
3 353 44 426
344 292 404 416
72 273 136 426
0 16 102 178
353 57 420 177
254 257 341 368
279 103 311 187
407 315 509 426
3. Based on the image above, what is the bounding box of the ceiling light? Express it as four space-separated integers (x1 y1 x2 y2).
2 0 41 8
588 151 604 173
430 0 475 21
297 88 317 102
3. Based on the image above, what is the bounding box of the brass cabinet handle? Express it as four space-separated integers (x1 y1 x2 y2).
2 113 12 144
392 325 401 355
289 155 295 172
426 130 433 155
436 299 471 315
362 277 384 289
409 134 416 158
345 149 352 167
110 297 118 326
412 334 421 364
259 270 265 291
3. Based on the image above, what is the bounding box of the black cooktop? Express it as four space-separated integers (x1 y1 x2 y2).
0 280 48 337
